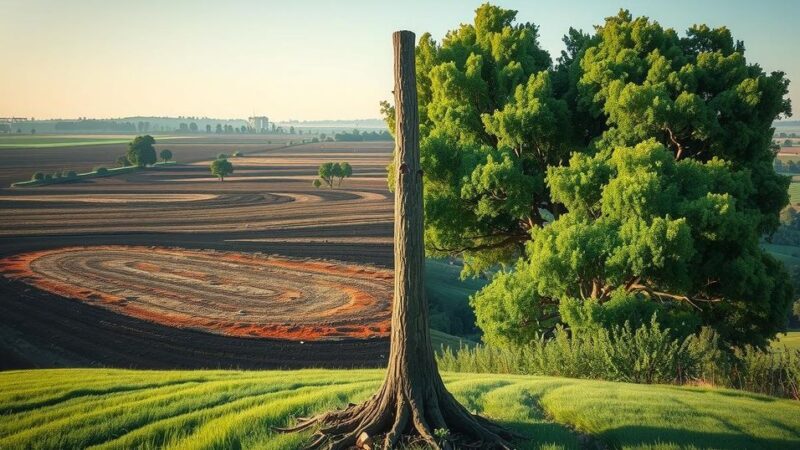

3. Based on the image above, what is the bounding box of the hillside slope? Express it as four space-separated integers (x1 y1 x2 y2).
1 369 799 449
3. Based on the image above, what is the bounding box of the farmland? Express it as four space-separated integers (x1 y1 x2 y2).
1 368 799 450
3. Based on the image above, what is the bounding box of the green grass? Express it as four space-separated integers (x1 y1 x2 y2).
761 242 800 267
11 161 177 187
425 259 486 340
772 331 800 351
1 369 798 450
0 135 188 148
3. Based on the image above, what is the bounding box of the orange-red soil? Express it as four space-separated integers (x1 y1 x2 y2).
0 246 394 341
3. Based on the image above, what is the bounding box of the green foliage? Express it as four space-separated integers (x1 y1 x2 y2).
159 149 173 162
31 172 44 181
116 155 130 167
437 318 799 400
94 167 108 175
312 179 322 189
210 158 233 181
217 153 228 160
409 5 794 347
66 170 77 178
126 135 157 167
316 162 352 188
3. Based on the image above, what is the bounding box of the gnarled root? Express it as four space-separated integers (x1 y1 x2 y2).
277 380 518 449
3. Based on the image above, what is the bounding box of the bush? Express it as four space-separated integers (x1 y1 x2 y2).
217 153 228 160
44 174 53 181
94 167 108 175
436 317 799 399
31 172 44 181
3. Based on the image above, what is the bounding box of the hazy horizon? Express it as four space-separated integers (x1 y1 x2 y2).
1 0 798 122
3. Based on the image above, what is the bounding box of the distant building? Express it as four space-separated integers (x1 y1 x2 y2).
248 116 270 132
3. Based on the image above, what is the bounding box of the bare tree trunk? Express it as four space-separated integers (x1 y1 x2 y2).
278 30 515 450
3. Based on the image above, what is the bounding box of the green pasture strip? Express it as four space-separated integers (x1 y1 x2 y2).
773 331 800 351
2 369 799 450
10 161 176 187
0 135 190 149
0 371 288 438
0 375 353 449
170 380 380 450
537 377 800 449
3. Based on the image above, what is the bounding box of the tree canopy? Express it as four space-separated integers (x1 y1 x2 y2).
159 149 173 162
388 5 793 347
126 135 157 167
210 158 233 181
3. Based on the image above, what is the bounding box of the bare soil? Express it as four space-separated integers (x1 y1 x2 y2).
0 140 396 369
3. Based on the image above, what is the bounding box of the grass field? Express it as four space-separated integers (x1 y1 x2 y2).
0 135 190 149
773 330 800 351
0 369 798 450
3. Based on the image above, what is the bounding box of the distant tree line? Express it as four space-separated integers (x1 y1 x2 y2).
333 129 392 142
55 120 138 132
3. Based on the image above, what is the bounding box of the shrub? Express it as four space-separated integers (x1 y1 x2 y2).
436 317 799 399
31 172 44 181
44 174 53 181
94 167 108 175
312 179 322 189
217 153 228 160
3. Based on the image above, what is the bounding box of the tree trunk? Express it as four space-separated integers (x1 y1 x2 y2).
278 30 514 450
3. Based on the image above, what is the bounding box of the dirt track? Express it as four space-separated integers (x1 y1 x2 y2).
0 140 396 369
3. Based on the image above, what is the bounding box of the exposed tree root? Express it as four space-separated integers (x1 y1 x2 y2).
278 379 518 449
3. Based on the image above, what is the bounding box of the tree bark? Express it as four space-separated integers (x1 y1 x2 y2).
278 30 514 450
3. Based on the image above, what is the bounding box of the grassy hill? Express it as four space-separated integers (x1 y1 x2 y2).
1 369 798 449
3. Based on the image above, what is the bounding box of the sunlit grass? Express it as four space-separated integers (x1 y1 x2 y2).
1 369 798 450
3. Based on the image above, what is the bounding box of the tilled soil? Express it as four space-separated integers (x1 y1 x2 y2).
0 141 397 370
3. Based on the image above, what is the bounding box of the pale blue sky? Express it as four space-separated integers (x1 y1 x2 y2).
1 0 797 121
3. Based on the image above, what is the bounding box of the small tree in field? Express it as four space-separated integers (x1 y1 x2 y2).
312 179 322 189
337 161 353 186
210 158 233 181
126 135 157 167
318 162 336 188
160 149 173 163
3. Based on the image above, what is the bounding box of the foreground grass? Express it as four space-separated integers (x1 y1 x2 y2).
0 369 798 449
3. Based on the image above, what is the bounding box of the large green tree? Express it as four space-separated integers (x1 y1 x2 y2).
127 135 157 167
389 5 793 347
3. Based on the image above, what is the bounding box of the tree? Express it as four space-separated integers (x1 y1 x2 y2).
312 178 322 189
179 123 189 132
215 124 223 134
283 30 514 450
317 162 336 188
116 155 130 167
217 152 228 160
206 124 212 133
126 135 157 167
784 139 793 147
160 149 173 162
189 122 198 132
30 128 36 134
336 161 353 186
210 158 233 181
384 6 793 348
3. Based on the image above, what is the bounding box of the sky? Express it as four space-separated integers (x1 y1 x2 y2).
1 0 798 121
